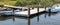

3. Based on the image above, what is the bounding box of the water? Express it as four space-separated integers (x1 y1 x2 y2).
0 12 60 25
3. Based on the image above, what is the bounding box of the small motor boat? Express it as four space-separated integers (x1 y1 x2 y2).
46 7 60 12
0 9 13 15
0 8 22 16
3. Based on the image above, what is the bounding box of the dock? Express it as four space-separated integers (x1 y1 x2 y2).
0 5 45 17
4 5 33 10
15 8 45 17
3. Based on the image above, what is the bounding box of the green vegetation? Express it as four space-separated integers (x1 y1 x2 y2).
0 0 60 8
15 0 40 7
15 0 60 7
0 0 16 5
0 4 4 7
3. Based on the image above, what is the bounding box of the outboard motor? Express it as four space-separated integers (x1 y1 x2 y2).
48 9 51 16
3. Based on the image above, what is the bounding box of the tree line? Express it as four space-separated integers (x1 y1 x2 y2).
0 0 60 7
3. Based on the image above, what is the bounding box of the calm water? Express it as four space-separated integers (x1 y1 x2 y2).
0 12 60 25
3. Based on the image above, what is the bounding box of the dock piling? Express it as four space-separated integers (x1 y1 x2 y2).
28 8 30 17
12 8 15 22
28 8 30 25
37 7 39 13
37 7 39 22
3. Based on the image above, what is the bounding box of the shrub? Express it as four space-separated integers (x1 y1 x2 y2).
0 4 4 7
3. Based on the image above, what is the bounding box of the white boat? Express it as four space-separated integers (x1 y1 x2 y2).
0 9 13 15
0 8 28 16
0 9 22 15
46 4 60 12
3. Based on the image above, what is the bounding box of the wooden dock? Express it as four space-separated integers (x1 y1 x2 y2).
14 8 45 17
0 5 45 17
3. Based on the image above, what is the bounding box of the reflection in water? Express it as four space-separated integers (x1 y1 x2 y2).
0 12 60 25
48 12 51 16
12 9 15 23
45 13 47 18
0 16 12 21
37 15 39 22
12 16 15 23
28 17 30 25
45 12 58 18
48 12 58 16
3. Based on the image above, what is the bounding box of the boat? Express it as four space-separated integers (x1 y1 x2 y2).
46 4 60 12
0 9 13 15
0 8 22 16
0 8 28 16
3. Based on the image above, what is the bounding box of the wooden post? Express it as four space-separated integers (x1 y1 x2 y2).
37 7 39 13
28 8 30 17
37 7 39 22
28 8 30 25
12 8 15 22
45 7 47 18
45 7 46 11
